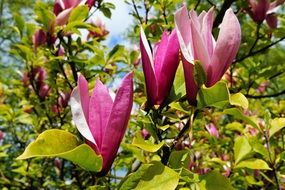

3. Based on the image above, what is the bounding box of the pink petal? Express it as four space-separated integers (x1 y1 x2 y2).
182 56 198 105
100 72 133 175
249 0 270 22
189 10 210 68
207 8 241 87
266 13 278 28
64 0 82 8
140 27 158 107
269 0 285 12
78 75 90 123
55 7 73 26
156 29 180 104
174 5 194 64
88 79 113 151
54 0 65 15
154 31 168 81
70 87 97 146
201 8 215 59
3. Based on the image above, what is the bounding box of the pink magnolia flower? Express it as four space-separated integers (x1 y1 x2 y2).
205 123 219 138
0 131 4 140
54 0 85 26
87 17 109 40
141 128 150 140
248 0 285 28
58 91 70 108
256 80 270 94
70 72 133 175
140 27 180 109
39 84 50 99
33 29 47 49
175 6 241 104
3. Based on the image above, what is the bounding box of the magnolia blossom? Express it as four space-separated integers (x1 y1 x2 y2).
87 17 109 40
70 72 133 175
33 29 47 49
140 27 180 109
175 6 241 104
54 0 86 26
248 0 285 28
205 123 219 138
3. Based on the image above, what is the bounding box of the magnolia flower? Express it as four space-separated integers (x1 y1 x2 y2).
87 17 109 40
205 123 219 138
58 91 70 108
39 84 50 99
175 6 241 104
248 0 285 28
70 72 133 175
33 29 47 49
140 27 180 109
54 0 86 26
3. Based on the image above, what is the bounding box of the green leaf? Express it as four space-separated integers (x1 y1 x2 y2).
269 118 285 138
199 170 235 190
120 162 179 190
225 122 244 133
119 164 150 190
68 5 89 23
100 7 112 18
230 93 248 109
193 60 207 87
13 13 25 35
235 159 271 170
17 129 102 172
197 81 230 109
168 150 190 169
132 132 164 152
34 2 55 30
167 63 186 102
234 136 252 164
223 108 259 129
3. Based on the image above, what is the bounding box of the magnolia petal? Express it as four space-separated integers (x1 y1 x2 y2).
55 7 73 26
207 8 241 87
140 27 158 107
268 0 284 13
157 29 180 104
100 72 133 175
53 0 65 15
78 75 90 123
202 8 215 59
70 87 96 146
249 0 269 22
266 13 278 28
190 10 210 68
174 5 194 64
182 57 198 105
154 31 169 81
89 79 113 151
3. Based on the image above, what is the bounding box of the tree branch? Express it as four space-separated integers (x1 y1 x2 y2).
213 0 236 28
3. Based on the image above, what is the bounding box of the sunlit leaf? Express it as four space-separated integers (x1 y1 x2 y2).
132 132 164 152
17 129 102 172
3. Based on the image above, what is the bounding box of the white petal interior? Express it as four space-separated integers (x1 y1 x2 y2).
70 87 97 145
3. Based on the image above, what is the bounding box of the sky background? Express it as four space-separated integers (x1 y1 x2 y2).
93 0 133 47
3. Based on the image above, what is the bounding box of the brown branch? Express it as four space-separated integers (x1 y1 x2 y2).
234 35 285 64
246 89 285 99
213 0 236 28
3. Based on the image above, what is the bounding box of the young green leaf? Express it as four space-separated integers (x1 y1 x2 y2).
17 129 102 172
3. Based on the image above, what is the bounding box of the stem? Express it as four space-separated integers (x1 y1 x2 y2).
234 35 285 64
131 0 143 25
264 124 280 189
